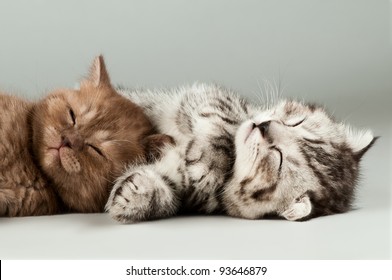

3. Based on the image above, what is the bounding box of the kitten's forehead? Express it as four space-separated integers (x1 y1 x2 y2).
276 100 319 115
253 100 329 124
78 104 90 115
277 100 336 129
80 108 98 123
67 89 108 122
93 130 110 141
45 93 67 109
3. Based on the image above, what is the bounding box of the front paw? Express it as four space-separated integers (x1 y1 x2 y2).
105 169 176 223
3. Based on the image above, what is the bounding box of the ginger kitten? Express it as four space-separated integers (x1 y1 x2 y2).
0 56 171 216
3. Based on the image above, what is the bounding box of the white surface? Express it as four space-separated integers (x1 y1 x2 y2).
0 0 391 259
0 207 389 259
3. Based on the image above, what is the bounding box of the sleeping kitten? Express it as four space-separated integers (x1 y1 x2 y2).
106 84 376 222
0 56 171 216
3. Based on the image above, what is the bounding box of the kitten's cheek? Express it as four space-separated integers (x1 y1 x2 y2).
59 147 81 173
43 149 59 167
44 126 61 146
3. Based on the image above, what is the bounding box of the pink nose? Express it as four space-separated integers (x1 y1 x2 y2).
61 133 84 151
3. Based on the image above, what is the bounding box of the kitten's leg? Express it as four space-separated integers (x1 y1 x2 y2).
0 188 21 216
0 185 60 216
106 144 183 223
106 165 179 223
182 134 234 213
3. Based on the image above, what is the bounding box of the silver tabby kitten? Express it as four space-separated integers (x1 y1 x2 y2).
106 84 376 223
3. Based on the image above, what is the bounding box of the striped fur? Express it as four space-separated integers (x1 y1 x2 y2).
105 84 376 223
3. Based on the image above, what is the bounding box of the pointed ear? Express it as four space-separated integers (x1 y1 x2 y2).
83 55 111 88
345 128 378 160
142 134 175 162
281 195 312 221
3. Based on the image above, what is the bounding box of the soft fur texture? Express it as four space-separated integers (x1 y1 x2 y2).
0 56 171 216
106 84 376 223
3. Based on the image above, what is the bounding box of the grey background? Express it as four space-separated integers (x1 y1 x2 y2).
0 0 390 259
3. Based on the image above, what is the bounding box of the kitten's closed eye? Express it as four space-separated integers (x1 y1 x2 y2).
69 108 76 125
270 146 283 173
87 144 104 157
283 117 306 127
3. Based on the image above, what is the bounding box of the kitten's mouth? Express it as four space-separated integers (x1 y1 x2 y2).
47 139 71 156
47 146 81 173
244 122 259 143
47 147 60 157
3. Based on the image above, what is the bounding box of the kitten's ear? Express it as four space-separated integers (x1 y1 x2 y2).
83 55 112 88
281 195 312 221
346 128 378 160
142 134 175 162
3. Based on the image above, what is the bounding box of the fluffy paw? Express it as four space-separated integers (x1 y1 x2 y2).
105 168 177 223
